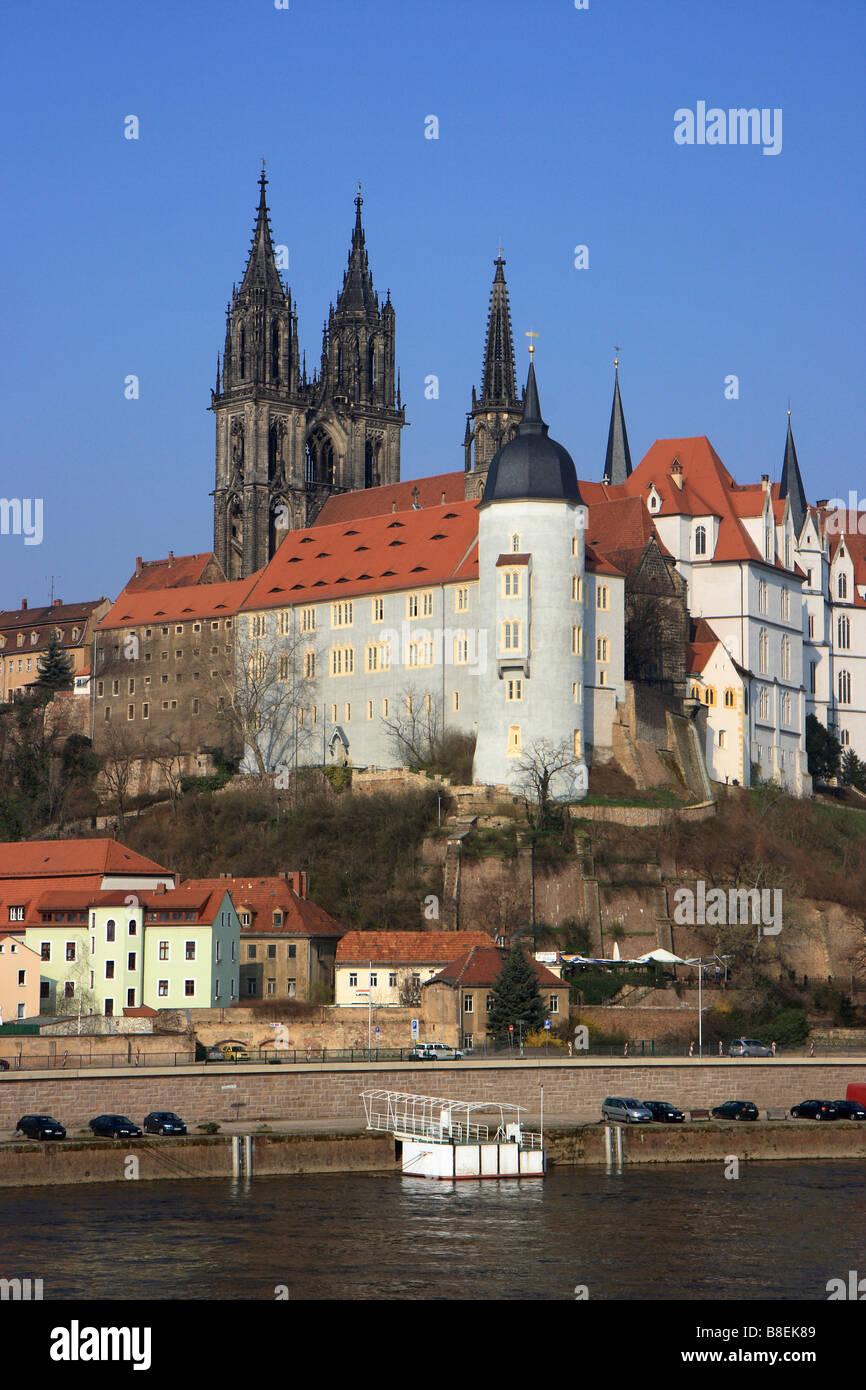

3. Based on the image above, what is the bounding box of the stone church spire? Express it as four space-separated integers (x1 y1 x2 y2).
602 357 633 485
464 254 525 499
779 411 808 536
240 165 287 298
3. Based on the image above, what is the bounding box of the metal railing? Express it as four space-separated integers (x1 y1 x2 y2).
2 1041 864 1072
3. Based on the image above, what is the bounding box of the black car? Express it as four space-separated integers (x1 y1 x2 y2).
642 1101 685 1123
143 1111 187 1136
89 1114 142 1139
15 1114 66 1140
832 1100 866 1121
790 1099 838 1121
711 1100 759 1121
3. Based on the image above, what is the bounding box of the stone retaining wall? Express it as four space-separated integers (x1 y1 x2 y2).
1 1058 864 1133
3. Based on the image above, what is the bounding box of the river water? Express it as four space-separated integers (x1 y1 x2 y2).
4 1161 863 1301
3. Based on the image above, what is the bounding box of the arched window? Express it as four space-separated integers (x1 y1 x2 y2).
724 688 736 708
368 338 377 393
305 429 334 487
365 440 377 489
270 322 280 382
694 524 706 556
239 326 246 379
838 615 850 649
511 533 521 553
838 669 851 704
758 628 768 674
838 572 848 599
781 635 791 680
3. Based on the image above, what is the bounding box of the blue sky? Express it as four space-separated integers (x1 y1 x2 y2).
1 0 864 604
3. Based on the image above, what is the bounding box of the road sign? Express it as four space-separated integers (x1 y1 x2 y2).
411 1018 419 1036
375 1026 381 1038
544 1020 551 1030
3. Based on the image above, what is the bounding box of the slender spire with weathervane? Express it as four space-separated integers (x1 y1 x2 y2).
464 251 525 495
602 349 633 486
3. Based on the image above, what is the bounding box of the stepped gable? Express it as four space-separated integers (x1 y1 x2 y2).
125 552 225 592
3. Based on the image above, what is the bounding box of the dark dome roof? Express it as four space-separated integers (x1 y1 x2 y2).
480 362 582 506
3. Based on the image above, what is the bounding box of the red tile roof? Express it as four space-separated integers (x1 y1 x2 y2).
428 946 565 989
98 577 257 629
313 473 466 526
0 599 109 651
242 501 480 612
336 930 495 964
178 876 344 938
0 839 173 883
124 552 225 592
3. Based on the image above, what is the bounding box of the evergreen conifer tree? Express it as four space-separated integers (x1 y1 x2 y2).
35 631 74 691
486 944 547 1042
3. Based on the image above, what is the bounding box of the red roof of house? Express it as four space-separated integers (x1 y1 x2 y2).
336 930 495 964
177 876 344 938
124 552 225 592
0 599 108 651
0 884 227 928
314 473 466 526
428 946 565 989
0 839 173 883
242 501 480 612
97 576 257 629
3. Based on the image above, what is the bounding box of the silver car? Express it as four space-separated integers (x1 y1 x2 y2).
601 1096 653 1123
728 1037 773 1058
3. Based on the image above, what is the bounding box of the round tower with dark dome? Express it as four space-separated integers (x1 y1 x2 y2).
472 357 588 798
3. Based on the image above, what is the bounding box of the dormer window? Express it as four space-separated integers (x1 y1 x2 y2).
31 631 39 645
838 573 848 599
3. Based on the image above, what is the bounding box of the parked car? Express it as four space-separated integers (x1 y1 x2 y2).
219 1044 255 1062
0 1059 10 1072
728 1038 773 1057
601 1097 653 1124
15 1114 66 1140
832 1100 866 1121
790 1099 838 1121
711 1101 759 1121
143 1111 187 1136
642 1100 685 1123
409 1043 465 1061
89 1114 142 1138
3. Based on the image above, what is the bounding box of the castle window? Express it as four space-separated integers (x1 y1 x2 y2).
573 730 581 757
781 635 791 680
239 326 246 378
507 725 521 756
301 607 316 633
453 636 469 664
694 524 707 556
781 588 790 621
422 591 434 617
455 587 469 613
271 321 280 382
502 570 521 598
572 626 583 656
758 580 768 614
506 678 522 701
406 593 419 619
331 602 353 628
838 669 851 704
502 621 521 651
250 614 267 638
452 691 460 712
596 636 609 662
329 646 354 676
372 597 384 622
838 573 848 600
838 615 851 649
724 688 736 708
596 585 609 610
511 533 521 553
758 629 768 674
572 575 582 602
367 700 373 720
304 650 316 679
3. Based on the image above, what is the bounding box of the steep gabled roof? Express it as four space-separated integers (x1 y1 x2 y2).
125 552 225 593
242 502 480 611
178 876 344 938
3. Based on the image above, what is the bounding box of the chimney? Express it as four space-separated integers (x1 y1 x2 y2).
761 474 770 491
168 550 174 563
670 460 683 490
441 491 446 504
21 599 27 611
411 487 421 510
53 598 62 608
816 499 829 508
391 501 397 513
135 556 143 575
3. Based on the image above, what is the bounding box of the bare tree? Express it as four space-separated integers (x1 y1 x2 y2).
148 730 187 814
382 685 443 768
213 614 318 776
99 725 141 828
517 738 584 827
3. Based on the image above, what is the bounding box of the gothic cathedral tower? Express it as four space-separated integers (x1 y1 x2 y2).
212 173 405 579
464 255 524 500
